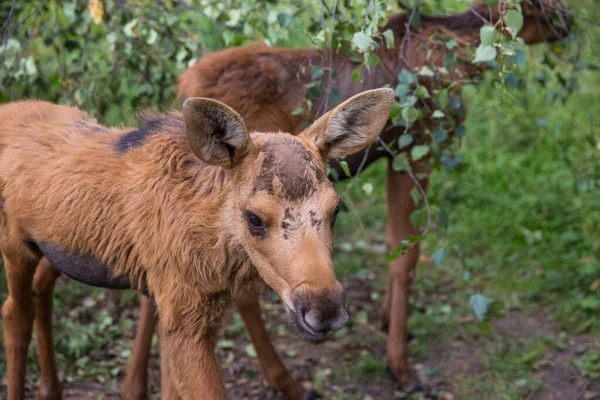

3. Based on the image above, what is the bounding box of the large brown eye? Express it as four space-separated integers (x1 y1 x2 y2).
246 211 264 233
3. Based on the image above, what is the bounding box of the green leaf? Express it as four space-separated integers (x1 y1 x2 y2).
445 39 457 49
356 310 368 324
414 85 430 99
285 350 298 358
330 89 343 106
362 183 373 196
388 242 408 261
470 294 493 322
291 106 303 116
352 31 374 52
218 340 235 349
311 65 324 79
432 110 445 118
398 69 415 85
277 13 292 27
351 69 362 83
480 25 499 47
389 100 402 124
417 66 434 77
504 9 524 38
382 29 395 49
432 126 448 143
398 134 413 149
411 145 429 161
392 153 410 172
432 248 448 267
339 160 351 178
245 344 257 358
402 106 419 125
473 45 497 63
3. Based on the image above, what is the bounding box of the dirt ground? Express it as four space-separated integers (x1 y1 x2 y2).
1 269 599 400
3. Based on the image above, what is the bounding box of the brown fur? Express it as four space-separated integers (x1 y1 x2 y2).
0 90 394 399
165 0 570 394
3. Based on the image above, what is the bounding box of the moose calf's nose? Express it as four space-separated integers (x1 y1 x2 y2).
302 307 348 333
293 285 348 334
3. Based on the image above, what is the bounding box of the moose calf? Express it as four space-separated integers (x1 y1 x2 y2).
0 89 394 399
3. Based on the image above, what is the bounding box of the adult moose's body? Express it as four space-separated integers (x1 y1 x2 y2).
0 89 394 400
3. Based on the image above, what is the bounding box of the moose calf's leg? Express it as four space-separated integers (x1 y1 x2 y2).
159 341 180 400
235 292 308 400
32 257 63 400
122 295 158 400
382 160 430 390
158 306 226 400
2 251 39 400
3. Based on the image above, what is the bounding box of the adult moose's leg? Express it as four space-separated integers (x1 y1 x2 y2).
2 247 40 400
235 291 313 400
381 159 430 390
32 257 63 400
122 295 158 400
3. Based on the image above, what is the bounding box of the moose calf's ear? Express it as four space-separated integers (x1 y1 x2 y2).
183 97 251 169
299 88 395 160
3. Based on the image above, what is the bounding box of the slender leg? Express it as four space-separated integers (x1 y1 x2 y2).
160 325 226 400
32 257 62 400
122 296 158 400
235 292 313 400
160 340 180 400
381 160 430 390
2 250 40 400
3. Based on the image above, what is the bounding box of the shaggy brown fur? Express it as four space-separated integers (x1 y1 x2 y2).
165 0 571 395
0 90 394 400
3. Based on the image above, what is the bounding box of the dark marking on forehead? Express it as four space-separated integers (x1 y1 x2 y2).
115 114 184 154
253 138 326 201
281 208 296 240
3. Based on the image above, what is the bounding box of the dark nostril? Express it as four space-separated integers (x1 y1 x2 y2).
301 308 327 333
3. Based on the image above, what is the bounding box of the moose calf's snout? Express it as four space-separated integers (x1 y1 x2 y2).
293 284 348 336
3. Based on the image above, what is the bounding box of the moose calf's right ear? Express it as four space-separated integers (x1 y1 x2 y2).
183 97 251 169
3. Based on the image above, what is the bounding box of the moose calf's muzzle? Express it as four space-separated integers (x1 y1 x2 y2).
291 282 348 343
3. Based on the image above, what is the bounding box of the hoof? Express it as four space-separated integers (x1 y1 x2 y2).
386 367 422 393
304 390 322 400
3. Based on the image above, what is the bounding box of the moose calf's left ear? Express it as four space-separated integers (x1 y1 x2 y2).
183 97 251 169
299 88 395 159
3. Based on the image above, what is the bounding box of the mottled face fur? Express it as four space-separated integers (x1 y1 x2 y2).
183 89 394 342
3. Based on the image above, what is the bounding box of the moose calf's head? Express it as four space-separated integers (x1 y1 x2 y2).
183 89 394 342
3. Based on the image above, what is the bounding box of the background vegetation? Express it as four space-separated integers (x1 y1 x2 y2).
0 0 599 398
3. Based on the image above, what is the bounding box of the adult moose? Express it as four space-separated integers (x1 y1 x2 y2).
0 89 394 400
116 1 568 397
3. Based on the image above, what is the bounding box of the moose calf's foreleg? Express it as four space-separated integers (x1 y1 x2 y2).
159 341 181 400
2 251 39 400
122 295 158 400
32 257 63 400
159 321 226 399
382 161 430 390
235 292 309 400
